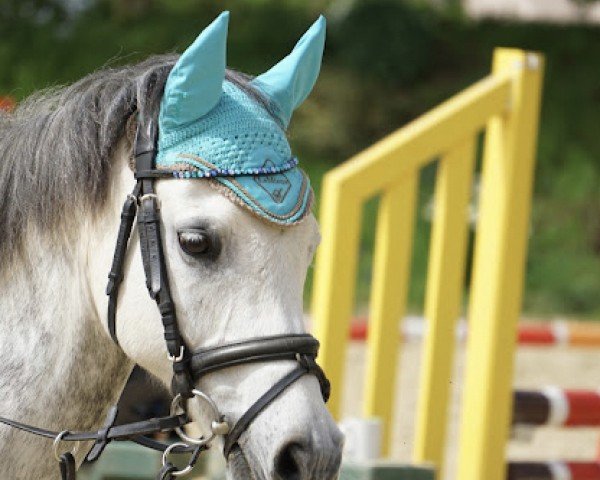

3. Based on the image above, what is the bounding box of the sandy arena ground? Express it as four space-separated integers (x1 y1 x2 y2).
195 333 600 480
340 339 600 480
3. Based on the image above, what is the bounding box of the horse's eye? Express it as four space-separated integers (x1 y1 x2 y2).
178 229 215 257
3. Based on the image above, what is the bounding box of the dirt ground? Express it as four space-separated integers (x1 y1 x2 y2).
340 339 600 480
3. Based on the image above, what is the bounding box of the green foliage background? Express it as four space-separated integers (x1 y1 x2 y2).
1 0 598 317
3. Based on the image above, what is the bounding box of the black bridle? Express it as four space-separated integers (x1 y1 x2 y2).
0 114 329 480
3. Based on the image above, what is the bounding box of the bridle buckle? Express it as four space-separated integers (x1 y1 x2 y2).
168 346 185 363
139 192 160 208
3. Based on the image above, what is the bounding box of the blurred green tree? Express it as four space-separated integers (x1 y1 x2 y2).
0 0 598 316
109 0 154 21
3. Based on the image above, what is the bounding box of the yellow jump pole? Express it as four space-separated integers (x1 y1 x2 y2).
456 49 544 480
311 175 363 418
364 174 418 455
413 137 476 471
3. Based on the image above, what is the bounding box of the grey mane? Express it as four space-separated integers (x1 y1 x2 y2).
0 55 266 268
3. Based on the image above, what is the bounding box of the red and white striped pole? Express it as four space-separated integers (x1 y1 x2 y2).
513 388 600 427
348 318 600 347
508 461 600 480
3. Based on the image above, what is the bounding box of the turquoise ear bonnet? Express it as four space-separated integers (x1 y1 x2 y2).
156 12 326 225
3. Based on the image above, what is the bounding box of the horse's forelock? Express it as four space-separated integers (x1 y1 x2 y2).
0 55 174 267
0 55 268 269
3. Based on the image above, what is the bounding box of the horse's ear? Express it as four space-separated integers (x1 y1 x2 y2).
160 11 229 130
252 16 326 129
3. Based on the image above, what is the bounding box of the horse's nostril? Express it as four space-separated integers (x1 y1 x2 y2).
274 441 306 480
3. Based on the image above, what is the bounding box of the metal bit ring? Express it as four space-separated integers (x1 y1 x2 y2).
162 442 194 477
53 430 80 462
170 389 230 446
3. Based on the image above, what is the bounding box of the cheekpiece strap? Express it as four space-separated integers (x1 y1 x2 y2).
137 193 163 298
132 119 194 399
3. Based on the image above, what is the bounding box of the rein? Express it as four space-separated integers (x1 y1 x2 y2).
0 114 330 480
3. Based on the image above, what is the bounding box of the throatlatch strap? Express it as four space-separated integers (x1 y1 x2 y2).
106 183 140 344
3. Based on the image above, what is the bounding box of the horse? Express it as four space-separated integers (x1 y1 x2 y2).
0 12 343 480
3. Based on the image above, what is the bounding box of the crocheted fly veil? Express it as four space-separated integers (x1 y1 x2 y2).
156 12 326 225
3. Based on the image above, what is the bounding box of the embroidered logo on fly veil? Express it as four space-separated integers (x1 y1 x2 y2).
254 160 291 204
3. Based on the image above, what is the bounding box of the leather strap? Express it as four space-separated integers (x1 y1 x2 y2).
136 184 192 397
216 336 330 458
297 353 330 403
137 193 163 298
129 118 193 398
190 334 330 458
106 184 140 344
130 435 194 453
155 443 206 479
58 453 76 480
156 464 177 480
223 364 310 458
85 406 119 462
190 334 320 379
135 170 173 179
0 413 188 443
